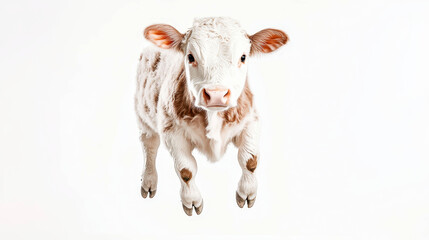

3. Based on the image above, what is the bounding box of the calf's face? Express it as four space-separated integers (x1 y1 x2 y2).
144 18 288 111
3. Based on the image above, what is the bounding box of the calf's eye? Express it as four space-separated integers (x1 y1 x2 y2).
240 54 246 63
188 54 195 63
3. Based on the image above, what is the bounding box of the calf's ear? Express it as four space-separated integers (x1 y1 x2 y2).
249 28 288 55
144 24 184 51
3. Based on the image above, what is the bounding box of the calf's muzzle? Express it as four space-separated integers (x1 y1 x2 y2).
202 88 231 108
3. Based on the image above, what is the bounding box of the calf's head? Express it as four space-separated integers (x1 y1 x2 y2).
144 17 288 111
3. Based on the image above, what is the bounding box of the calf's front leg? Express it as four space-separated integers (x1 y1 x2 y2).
235 120 259 208
165 134 203 216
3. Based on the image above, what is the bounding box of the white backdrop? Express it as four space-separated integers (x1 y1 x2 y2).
1 0 428 239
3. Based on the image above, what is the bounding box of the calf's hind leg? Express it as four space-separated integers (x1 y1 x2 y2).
139 132 160 198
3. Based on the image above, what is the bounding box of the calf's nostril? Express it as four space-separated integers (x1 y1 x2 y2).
203 88 211 101
224 89 231 99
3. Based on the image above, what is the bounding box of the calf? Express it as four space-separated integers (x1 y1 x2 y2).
135 17 287 216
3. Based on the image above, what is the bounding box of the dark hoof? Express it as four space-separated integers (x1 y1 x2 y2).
182 200 204 216
247 197 256 208
236 192 246 208
141 187 156 199
141 187 148 198
149 190 156 198
236 191 256 208
195 200 204 215
182 204 193 216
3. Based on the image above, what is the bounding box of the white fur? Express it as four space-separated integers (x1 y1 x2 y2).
184 17 251 110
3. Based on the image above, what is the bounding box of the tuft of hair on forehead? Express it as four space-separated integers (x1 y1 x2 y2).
188 17 247 42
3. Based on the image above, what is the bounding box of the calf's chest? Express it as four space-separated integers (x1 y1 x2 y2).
180 112 249 162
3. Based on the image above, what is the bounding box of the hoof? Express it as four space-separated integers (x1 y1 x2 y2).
141 171 158 199
141 187 148 198
182 200 204 216
195 200 204 215
182 204 193 216
236 192 246 208
236 191 256 208
141 186 156 199
247 197 256 208
149 190 156 198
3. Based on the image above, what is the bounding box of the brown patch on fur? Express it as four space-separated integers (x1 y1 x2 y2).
180 168 192 183
172 68 207 123
144 104 150 113
143 78 147 89
154 91 159 107
220 79 253 126
163 120 174 132
246 154 258 173
249 29 288 55
139 54 142 61
162 105 174 132
151 52 161 72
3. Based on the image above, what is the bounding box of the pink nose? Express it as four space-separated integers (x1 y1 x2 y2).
202 88 231 107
